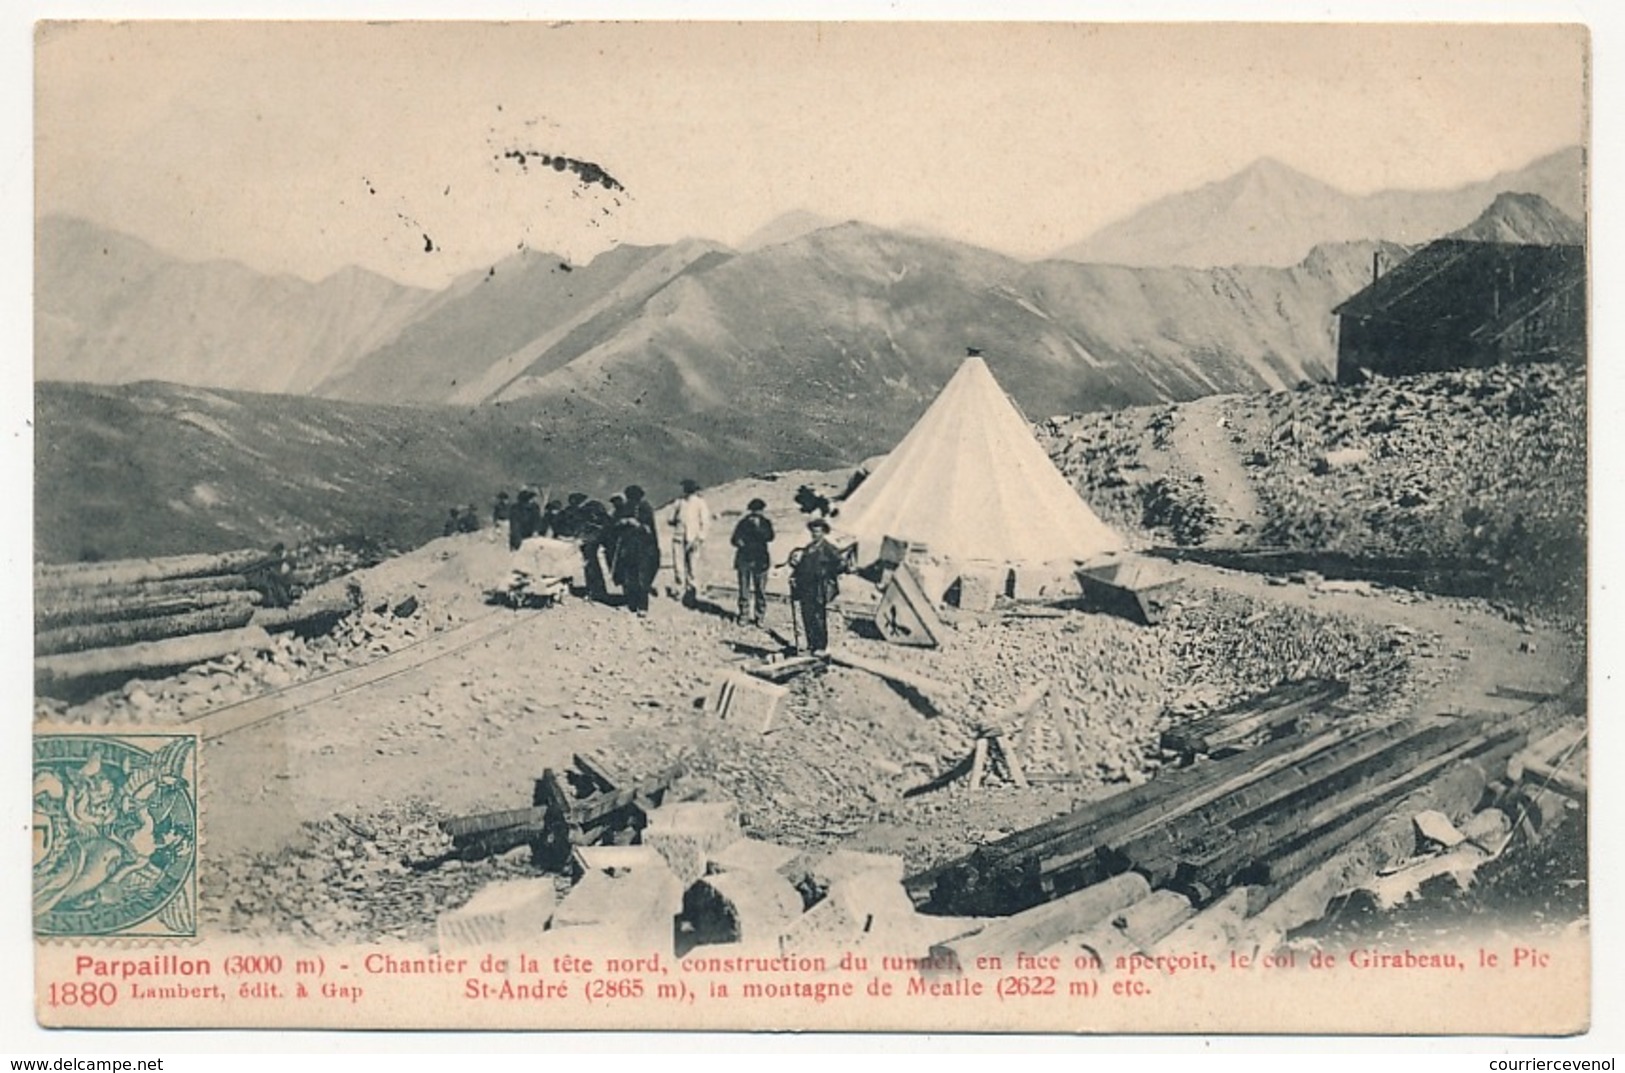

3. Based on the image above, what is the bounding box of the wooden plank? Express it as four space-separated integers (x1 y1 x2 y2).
968 737 989 791
999 738 1030 789
1161 679 1348 758
929 872 1150 967
572 752 624 791
1519 758 1586 800
443 805 548 841
824 646 957 697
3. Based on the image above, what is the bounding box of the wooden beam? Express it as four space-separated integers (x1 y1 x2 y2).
824 646 957 697
35 625 273 687
36 548 267 591
929 872 1150 967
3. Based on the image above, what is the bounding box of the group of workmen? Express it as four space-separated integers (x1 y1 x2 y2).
479 478 851 653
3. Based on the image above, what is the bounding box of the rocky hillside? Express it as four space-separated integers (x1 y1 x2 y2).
1054 146 1584 268
36 215 432 394
1043 363 1586 615
32 381 855 564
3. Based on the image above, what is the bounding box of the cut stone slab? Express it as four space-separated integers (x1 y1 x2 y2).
682 870 803 949
806 848 906 888
707 837 801 876
643 800 744 886
705 672 788 733
954 567 1004 612
780 871 919 954
1012 564 1082 602
552 862 684 949
573 844 665 877
437 878 556 952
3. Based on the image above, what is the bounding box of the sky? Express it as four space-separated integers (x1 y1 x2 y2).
34 20 1589 288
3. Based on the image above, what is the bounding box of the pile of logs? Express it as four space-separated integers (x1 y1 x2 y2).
34 548 355 695
436 754 686 870
912 683 1577 919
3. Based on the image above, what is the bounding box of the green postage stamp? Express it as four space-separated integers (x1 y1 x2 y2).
33 732 199 940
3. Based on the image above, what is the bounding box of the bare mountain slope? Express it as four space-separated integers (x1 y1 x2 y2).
314 240 736 406
1055 146 1584 268
492 224 1407 426
36 215 431 394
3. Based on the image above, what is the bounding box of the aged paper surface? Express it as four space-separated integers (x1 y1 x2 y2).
26 19 1595 1036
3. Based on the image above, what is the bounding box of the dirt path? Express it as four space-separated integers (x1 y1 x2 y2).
1168 396 1265 544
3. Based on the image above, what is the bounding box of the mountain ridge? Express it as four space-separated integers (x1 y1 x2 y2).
1053 146 1584 268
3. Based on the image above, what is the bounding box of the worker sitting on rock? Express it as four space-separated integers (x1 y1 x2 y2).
457 503 481 533
730 498 775 626
443 506 462 537
788 518 847 655
668 478 712 607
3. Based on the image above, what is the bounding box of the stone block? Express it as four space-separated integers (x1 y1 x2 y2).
707 837 801 876
643 800 743 886
437 878 556 952
552 862 684 950
682 870 803 948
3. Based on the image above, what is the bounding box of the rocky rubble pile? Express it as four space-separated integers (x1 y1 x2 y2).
199 799 547 943
1246 365 1584 612
1043 364 1585 615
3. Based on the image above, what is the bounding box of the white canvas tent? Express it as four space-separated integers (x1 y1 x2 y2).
837 356 1126 567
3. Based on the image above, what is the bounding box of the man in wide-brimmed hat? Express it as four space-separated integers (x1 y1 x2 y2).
788 517 847 654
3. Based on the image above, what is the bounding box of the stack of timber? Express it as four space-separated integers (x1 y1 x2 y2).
436 754 686 869
1160 678 1350 761
34 547 355 693
914 708 1531 919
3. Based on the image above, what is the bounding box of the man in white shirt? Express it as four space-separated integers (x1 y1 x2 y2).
668 478 712 606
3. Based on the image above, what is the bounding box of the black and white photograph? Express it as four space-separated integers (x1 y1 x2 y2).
19 17 1600 1037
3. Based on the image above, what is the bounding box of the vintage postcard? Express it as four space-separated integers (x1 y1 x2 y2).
30 20 1591 1034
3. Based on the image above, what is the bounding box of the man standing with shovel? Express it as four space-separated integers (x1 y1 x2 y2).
788 518 848 655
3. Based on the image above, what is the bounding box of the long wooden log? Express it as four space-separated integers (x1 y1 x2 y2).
929 872 1150 968
1035 728 1353 884
35 604 258 656
1169 725 1522 899
35 548 266 591
1242 756 1497 951
915 727 1351 913
1161 678 1349 758
34 625 274 686
35 588 260 631
37 574 253 605
1068 890 1196 963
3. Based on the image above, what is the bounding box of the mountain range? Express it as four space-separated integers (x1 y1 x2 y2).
1052 146 1583 268
32 148 1588 561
